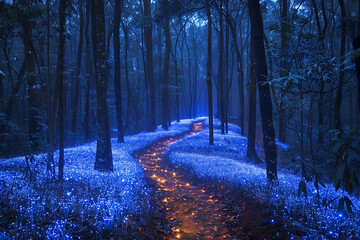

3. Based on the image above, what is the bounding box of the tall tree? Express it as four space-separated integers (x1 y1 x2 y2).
334 0 346 131
144 0 157 131
206 0 214 145
84 0 91 141
278 0 288 143
52 0 68 180
248 0 278 182
162 0 170 131
219 0 225 134
19 0 42 152
246 38 260 163
72 0 85 133
92 0 113 171
114 0 124 142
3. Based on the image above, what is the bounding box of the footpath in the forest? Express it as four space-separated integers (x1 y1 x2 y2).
131 121 285 239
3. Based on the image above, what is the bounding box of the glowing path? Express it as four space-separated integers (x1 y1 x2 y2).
133 122 233 239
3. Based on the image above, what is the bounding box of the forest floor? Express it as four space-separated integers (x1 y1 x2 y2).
0 118 360 239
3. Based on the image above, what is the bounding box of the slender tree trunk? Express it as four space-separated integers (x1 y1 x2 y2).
114 0 124 142
72 0 84 133
225 0 229 133
20 0 42 152
334 0 346 131
144 0 156 131
207 0 214 145
54 0 68 180
162 6 170 130
122 21 131 133
246 38 260 163
278 0 288 143
248 0 278 182
219 0 225 134
92 0 113 171
84 0 91 141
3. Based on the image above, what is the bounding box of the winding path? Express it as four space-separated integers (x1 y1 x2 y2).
133 122 233 239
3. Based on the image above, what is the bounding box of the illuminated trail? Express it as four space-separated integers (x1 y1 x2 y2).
133 122 233 239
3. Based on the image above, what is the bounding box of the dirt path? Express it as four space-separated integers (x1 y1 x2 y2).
132 121 287 239
133 122 233 239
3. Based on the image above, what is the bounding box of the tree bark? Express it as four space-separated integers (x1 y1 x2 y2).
162 5 170 130
219 0 225 134
114 0 124 142
246 38 260 163
207 0 214 145
53 0 68 180
278 0 288 143
248 0 278 182
334 0 346 131
144 0 157 131
72 0 84 133
92 0 113 171
20 0 42 152
84 0 91 141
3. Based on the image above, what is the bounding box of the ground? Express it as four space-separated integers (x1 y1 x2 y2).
0 118 359 239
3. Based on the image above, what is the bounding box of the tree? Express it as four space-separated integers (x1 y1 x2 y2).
114 0 124 142
92 0 113 171
84 0 91 141
246 37 260 163
206 0 214 145
72 0 84 133
334 0 346 131
278 0 288 143
248 0 278 182
51 0 68 180
19 0 42 152
144 0 157 132
219 0 225 134
162 0 170 131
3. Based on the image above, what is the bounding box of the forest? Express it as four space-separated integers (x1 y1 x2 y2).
0 0 360 239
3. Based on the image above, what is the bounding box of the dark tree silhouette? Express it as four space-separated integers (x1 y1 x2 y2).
144 0 157 132
162 0 170 131
92 0 113 171
334 0 346 131
207 0 214 145
248 0 278 181
114 0 124 142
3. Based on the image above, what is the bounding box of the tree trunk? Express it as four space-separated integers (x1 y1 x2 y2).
162 6 170 130
92 0 113 171
334 0 346 131
20 0 42 152
114 0 124 142
219 0 225 134
144 0 156 131
207 0 214 145
84 0 91 141
121 21 131 133
54 0 68 180
248 0 278 182
246 38 260 163
72 0 84 133
278 0 288 143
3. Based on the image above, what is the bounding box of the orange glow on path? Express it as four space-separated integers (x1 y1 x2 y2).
133 121 232 239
